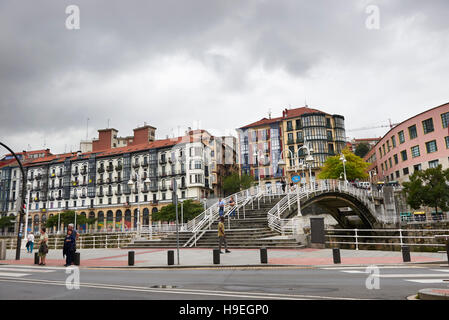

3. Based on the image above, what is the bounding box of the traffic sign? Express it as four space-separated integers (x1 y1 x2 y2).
292 175 301 183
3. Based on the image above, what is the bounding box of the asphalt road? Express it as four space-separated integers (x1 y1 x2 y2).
0 264 448 300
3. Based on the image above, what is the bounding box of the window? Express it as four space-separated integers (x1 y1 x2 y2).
411 145 420 158
414 164 422 172
428 160 439 168
400 150 407 161
403 167 409 175
393 154 398 165
422 118 434 134
389 158 392 168
445 136 449 149
391 136 396 148
441 112 449 128
425 140 437 153
395 171 400 179
408 125 417 139
287 121 293 131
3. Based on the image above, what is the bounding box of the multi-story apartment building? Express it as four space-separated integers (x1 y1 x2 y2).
237 106 346 189
365 102 449 183
0 126 237 234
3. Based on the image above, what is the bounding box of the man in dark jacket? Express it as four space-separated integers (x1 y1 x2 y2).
63 229 76 267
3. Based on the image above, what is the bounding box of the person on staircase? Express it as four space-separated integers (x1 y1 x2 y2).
218 216 230 254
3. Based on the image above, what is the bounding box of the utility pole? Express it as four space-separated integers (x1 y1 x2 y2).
0 142 27 260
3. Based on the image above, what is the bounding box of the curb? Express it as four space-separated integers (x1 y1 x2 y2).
418 288 449 300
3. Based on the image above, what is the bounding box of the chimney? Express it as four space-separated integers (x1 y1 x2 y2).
131 124 156 145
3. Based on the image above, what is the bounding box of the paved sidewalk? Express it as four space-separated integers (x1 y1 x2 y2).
1 248 447 268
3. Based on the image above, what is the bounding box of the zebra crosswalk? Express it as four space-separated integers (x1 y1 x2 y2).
0 265 64 278
321 266 449 284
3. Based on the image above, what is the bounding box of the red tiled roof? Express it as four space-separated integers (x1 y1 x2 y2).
239 106 332 129
283 106 329 119
239 117 282 129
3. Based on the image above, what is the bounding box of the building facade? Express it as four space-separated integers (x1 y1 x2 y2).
237 106 346 188
364 102 449 183
0 127 237 234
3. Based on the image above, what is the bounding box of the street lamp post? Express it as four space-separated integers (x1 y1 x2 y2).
297 144 314 189
253 149 265 192
22 181 32 248
339 154 348 184
128 173 150 239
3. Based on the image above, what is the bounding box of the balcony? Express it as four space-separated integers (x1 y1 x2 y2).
48 196 55 201
106 165 114 172
35 174 42 180
56 196 63 201
160 186 167 191
97 179 105 185
286 126 294 132
160 172 168 178
179 184 187 189
115 177 122 183
33 186 42 192
123 189 131 195
81 168 87 175
97 167 105 174
168 157 174 164
150 185 158 192
72 170 79 176
106 178 112 184
142 161 148 167
71 181 79 187
50 173 56 178
141 187 149 193
115 165 122 171
97 192 104 197
296 138 304 144
71 194 78 200
106 191 113 197
80 194 87 199
287 139 295 145
159 158 167 164
132 162 140 169
115 191 122 196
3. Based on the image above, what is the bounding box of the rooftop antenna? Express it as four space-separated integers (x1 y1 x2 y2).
107 118 110 128
86 118 89 140
268 108 272 119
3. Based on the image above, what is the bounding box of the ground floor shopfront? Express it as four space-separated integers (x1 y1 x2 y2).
23 202 169 234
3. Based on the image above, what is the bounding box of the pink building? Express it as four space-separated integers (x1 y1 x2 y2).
365 102 449 183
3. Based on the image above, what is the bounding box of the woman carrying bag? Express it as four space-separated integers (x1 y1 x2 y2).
38 227 49 265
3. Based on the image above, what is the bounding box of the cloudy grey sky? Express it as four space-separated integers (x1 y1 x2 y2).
1 0 448 155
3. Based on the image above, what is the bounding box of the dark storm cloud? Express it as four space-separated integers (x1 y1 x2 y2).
0 0 448 153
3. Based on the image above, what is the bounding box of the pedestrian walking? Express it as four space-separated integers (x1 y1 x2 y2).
218 216 230 254
26 232 34 253
281 178 287 193
218 198 225 217
38 227 48 266
63 229 76 267
228 197 236 219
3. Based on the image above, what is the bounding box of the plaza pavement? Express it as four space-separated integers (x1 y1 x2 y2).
1 247 447 268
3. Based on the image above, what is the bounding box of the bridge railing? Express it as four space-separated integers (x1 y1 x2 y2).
266 179 390 235
325 228 449 250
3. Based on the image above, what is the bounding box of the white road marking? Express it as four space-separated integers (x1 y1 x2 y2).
405 279 448 284
341 270 367 274
1 265 67 270
430 269 449 273
0 267 54 273
0 277 363 300
321 266 426 270
373 274 449 278
0 272 30 277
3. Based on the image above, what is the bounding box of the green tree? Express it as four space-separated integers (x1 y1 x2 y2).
45 211 96 229
402 165 449 214
152 200 204 223
354 143 370 158
223 173 254 196
0 215 16 230
318 147 370 180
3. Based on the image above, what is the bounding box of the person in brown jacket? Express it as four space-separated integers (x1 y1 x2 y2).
218 216 230 253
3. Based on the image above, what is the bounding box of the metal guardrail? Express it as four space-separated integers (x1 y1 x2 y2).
266 180 387 236
325 228 449 250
